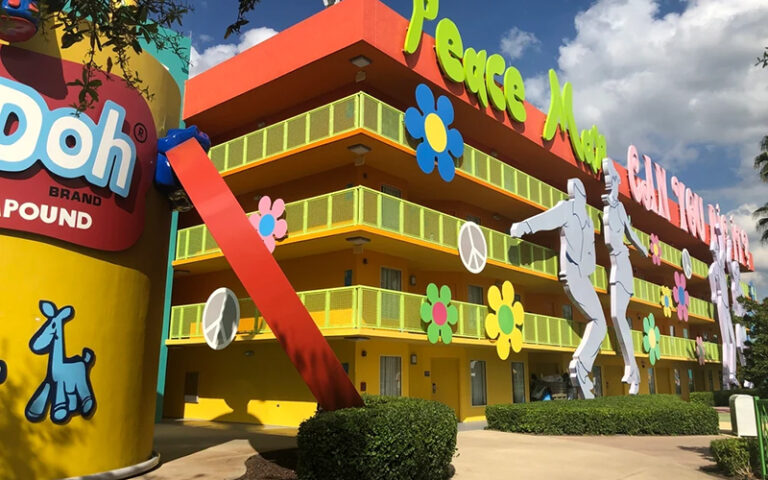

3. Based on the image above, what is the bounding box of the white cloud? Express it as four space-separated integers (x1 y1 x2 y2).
526 0 768 290
189 26 278 77
197 33 214 44
527 0 768 171
500 27 540 60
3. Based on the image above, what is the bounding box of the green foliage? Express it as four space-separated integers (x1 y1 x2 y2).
486 395 719 435
690 389 762 408
754 137 768 243
711 437 761 478
296 395 457 480
35 0 261 111
740 298 768 391
689 392 716 407
37 0 190 110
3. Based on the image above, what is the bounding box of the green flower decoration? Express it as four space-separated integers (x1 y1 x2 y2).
642 313 662 365
420 283 458 344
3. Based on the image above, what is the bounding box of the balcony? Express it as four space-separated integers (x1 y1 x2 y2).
175 186 716 321
168 286 721 364
204 91 713 280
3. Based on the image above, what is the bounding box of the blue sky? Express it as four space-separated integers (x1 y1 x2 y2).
183 0 768 288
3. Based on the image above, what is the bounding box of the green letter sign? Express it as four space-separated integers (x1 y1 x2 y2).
403 0 439 54
542 69 605 173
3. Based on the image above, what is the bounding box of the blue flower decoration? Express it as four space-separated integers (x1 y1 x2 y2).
404 84 464 182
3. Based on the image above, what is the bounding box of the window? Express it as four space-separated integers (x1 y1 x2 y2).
470 360 487 406
344 269 353 287
380 268 402 321
381 185 402 197
592 366 603 397
380 267 402 291
466 214 481 225
688 369 695 393
468 285 484 305
511 362 525 403
562 305 573 321
381 185 402 231
648 368 656 394
669 325 675 337
708 370 715 391
683 328 689 339
380 356 401 396
184 372 199 404
342 362 350 375
674 369 681 395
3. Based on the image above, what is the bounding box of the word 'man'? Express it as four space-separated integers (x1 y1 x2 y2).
0 78 136 198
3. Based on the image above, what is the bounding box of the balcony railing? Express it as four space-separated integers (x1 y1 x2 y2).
169 286 721 363
205 91 713 279
175 186 723 320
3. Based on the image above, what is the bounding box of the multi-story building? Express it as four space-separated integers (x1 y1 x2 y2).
158 0 752 427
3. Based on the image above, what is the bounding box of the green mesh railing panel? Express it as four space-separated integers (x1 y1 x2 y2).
203 91 712 280
690 296 715 319
175 186 712 317
206 94 360 173
169 286 718 361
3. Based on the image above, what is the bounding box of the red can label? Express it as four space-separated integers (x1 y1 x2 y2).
0 45 157 251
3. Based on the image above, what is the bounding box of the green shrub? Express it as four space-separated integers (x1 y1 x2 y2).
710 437 761 478
690 392 715 407
690 389 761 407
486 394 718 435
296 395 457 480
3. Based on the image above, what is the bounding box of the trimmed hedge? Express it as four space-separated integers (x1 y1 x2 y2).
486 394 718 435
691 389 761 407
710 437 761 478
296 395 457 480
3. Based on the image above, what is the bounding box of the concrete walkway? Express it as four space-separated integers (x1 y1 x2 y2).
453 431 724 479
138 421 726 480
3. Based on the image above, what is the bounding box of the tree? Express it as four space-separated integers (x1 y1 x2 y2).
29 0 261 110
738 297 768 392
753 136 768 242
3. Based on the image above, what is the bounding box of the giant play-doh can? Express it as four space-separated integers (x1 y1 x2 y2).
0 20 182 480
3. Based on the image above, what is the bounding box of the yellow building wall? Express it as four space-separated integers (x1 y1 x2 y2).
164 339 356 427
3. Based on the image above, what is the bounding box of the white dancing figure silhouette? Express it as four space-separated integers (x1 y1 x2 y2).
709 223 740 389
511 178 604 399
726 217 748 366
602 159 648 394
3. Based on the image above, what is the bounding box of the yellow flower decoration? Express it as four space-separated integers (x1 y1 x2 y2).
485 281 525 360
660 286 673 318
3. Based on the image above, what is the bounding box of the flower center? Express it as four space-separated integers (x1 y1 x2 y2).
678 287 685 304
649 329 657 349
259 214 276 237
424 113 447 153
664 297 669 308
498 304 515 335
432 302 447 326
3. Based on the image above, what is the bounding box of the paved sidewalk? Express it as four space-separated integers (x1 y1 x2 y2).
138 421 725 480
453 431 725 479
135 421 297 480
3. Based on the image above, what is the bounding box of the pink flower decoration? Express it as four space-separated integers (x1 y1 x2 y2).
673 271 690 322
649 233 662 266
249 196 287 253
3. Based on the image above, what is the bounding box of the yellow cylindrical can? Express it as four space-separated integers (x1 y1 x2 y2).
0 22 181 479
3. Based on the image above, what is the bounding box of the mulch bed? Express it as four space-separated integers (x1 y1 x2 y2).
236 448 298 480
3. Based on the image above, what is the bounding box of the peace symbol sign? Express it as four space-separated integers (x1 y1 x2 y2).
459 222 488 274
202 288 241 350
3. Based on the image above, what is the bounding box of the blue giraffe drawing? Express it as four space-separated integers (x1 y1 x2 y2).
25 301 96 424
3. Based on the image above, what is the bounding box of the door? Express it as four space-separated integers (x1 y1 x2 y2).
431 358 460 417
